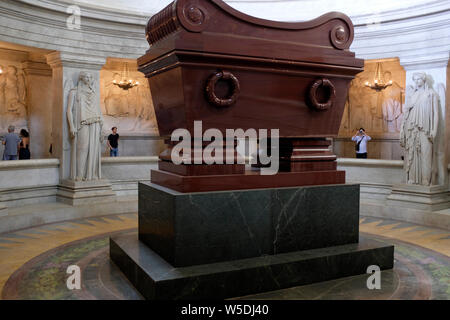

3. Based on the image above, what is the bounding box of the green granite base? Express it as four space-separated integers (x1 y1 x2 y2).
110 233 394 300
138 183 360 267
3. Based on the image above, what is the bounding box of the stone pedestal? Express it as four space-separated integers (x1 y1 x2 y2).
387 184 450 212
111 234 393 300
57 179 115 206
138 183 360 267
110 183 394 299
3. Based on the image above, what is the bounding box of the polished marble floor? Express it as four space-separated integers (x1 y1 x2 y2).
0 213 449 300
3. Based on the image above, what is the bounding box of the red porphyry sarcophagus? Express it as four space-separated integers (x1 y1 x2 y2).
138 0 364 192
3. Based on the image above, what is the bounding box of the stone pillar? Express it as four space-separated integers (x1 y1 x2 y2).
21 59 53 159
46 52 115 205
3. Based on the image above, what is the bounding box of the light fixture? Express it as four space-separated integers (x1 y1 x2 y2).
113 62 139 90
364 62 392 92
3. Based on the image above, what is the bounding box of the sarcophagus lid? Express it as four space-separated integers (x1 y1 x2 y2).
138 0 364 137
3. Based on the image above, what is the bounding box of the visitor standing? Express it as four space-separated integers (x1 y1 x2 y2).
107 127 119 157
2 125 21 160
352 128 371 159
19 129 31 160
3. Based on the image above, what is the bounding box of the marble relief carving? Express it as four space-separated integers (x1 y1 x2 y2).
381 72 404 133
339 61 405 136
100 71 158 135
0 65 28 132
67 72 103 181
400 72 446 186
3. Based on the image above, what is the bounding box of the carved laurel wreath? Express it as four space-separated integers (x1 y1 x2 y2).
205 71 240 107
308 78 336 111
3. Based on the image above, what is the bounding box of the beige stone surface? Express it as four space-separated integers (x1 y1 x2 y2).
337 158 404 185
100 60 159 136
387 184 449 211
339 59 406 137
333 137 404 160
57 179 116 206
22 60 53 159
100 135 165 157
338 158 450 229
0 159 59 189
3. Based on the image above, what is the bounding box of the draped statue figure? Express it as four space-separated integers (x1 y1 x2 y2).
382 71 403 133
67 72 103 181
400 72 446 186
382 96 402 133
0 65 27 132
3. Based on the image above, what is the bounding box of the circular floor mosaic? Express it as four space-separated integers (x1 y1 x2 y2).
2 230 449 300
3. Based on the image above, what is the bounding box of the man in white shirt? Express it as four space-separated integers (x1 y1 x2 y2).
352 128 371 159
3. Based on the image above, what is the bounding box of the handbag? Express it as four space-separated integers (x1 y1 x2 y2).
355 136 364 152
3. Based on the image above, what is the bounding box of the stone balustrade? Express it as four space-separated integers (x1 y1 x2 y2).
0 157 448 232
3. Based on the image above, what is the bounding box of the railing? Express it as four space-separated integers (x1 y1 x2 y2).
0 158 60 170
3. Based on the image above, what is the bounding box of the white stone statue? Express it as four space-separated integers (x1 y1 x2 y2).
400 72 446 186
67 71 104 181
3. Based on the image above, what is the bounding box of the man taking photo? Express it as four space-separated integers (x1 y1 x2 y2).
352 128 371 159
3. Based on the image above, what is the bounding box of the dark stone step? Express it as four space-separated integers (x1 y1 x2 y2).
110 233 394 300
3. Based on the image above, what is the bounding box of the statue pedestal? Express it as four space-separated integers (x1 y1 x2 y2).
57 179 116 206
110 182 394 299
387 184 450 212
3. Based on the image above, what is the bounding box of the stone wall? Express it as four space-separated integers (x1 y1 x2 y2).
98 58 164 157
1 157 448 230
0 50 165 159
335 58 406 159
0 0 447 163
0 157 159 210
100 135 165 157
0 49 54 159
101 156 159 196
0 157 159 233
0 159 60 208
333 137 404 161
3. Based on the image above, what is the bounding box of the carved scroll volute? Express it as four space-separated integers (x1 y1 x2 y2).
329 21 353 50
145 2 179 46
308 78 336 111
177 1 209 32
205 71 240 107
